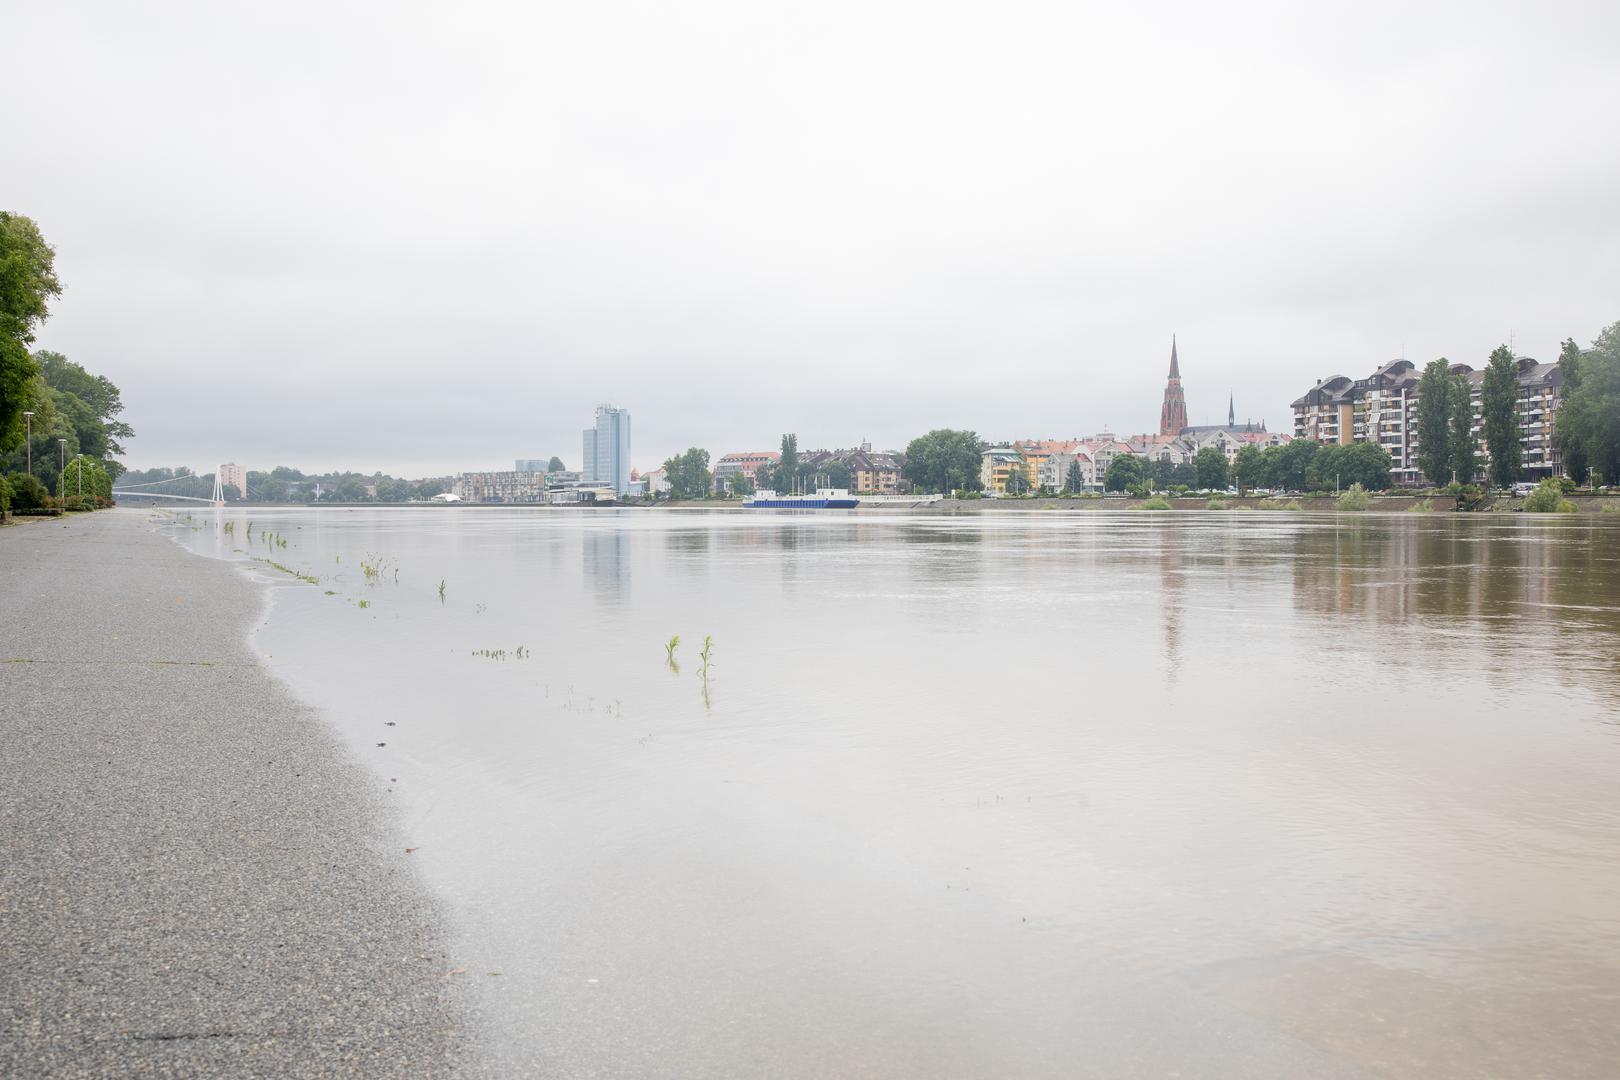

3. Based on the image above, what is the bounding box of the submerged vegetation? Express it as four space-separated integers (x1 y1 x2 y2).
255 557 318 586
1522 478 1577 513
1337 483 1372 511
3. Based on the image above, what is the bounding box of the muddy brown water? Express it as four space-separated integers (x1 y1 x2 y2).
168 508 1620 1078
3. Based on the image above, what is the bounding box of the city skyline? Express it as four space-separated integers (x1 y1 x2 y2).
12 2 1618 476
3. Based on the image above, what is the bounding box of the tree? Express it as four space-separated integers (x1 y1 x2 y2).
1481 345 1523 488
1104 454 1143 492
1555 321 1620 486
1258 445 1285 488
6 471 47 509
753 463 775 492
661 448 711 500
0 213 62 454
728 472 755 497
1170 461 1197 488
1309 441 1392 492
61 456 112 502
547 456 564 472
1555 337 1590 485
821 459 852 489
1064 458 1086 494
1272 438 1319 491
1415 357 1454 486
1194 447 1229 490
1232 444 1263 493
1449 373 1477 484
902 429 984 493
778 434 799 486
1004 463 1031 495
34 351 132 460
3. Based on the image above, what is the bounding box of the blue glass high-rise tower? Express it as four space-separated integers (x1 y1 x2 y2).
582 405 632 494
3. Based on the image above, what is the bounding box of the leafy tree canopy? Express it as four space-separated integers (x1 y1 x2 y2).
902 429 983 493
1555 320 1620 486
1 212 63 453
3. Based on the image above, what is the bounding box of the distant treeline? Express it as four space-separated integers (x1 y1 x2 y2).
118 465 451 503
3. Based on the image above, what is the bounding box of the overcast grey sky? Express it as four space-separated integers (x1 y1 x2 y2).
8 1 1619 476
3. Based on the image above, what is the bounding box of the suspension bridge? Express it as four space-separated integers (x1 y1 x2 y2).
111 468 243 506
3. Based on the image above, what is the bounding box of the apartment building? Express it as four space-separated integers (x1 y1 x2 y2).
713 451 780 493
980 446 1029 493
1292 357 1566 485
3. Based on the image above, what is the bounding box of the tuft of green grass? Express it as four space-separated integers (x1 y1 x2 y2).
1205 498 1228 510
256 557 318 585
1134 497 1172 510
1408 498 1435 512
437 579 446 602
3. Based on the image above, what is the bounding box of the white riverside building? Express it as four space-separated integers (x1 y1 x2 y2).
582 405 632 495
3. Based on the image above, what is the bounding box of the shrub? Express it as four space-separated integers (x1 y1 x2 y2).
6 473 49 510
1338 483 1372 511
62 494 95 512
1523 478 1576 513
0 474 9 514
1408 498 1435 512
1205 498 1229 510
1134 496 1172 510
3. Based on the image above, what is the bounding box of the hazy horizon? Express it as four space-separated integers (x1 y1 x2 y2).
9 1 1619 477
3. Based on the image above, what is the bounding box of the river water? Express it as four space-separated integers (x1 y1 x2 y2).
164 507 1620 1078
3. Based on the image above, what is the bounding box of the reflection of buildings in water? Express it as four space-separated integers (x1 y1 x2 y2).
1159 533 1184 681
1288 517 1620 702
582 528 630 598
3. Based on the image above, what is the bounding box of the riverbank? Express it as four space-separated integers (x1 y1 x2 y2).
0 509 461 1077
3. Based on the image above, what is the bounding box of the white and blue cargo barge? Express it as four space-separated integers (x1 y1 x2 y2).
743 488 861 509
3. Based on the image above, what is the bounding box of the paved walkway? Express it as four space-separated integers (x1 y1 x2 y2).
1 509 460 1077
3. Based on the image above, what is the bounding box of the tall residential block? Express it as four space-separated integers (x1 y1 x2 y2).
582 405 632 494
1291 357 1565 485
218 462 247 499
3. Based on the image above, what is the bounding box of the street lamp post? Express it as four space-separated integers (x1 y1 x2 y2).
59 440 67 498
22 411 33 475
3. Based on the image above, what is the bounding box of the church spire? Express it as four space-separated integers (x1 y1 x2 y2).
1159 336 1188 437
